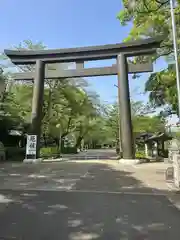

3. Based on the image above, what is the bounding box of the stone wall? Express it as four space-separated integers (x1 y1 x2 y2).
168 139 180 188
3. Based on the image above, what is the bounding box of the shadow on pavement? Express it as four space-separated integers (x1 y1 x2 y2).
0 162 93 190
0 163 180 239
74 164 156 194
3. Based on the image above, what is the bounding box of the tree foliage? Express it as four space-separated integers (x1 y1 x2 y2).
118 0 180 114
117 0 180 58
105 100 164 139
145 64 178 111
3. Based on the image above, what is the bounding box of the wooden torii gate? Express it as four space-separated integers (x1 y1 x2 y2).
4 36 163 160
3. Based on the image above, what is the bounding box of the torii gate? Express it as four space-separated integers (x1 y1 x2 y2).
4 36 163 160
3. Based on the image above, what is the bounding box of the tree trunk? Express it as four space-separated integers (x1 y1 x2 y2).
75 136 83 149
47 89 52 120
43 133 47 147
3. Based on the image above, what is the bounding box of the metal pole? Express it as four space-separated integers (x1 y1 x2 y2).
170 0 180 117
31 60 45 158
117 54 135 159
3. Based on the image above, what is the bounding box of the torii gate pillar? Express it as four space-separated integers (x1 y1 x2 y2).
117 54 135 159
31 60 45 157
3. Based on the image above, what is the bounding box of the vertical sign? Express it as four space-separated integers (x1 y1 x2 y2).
26 135 37 159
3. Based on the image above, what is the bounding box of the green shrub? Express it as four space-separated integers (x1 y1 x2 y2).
40 147 59 158
40 146 78 158
135 151 146 159
62 147 77 154
6 147 26 161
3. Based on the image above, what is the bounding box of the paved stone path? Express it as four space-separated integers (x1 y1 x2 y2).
0 161 180 239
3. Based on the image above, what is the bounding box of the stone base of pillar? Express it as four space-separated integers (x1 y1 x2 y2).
23 158 43 163
118 158 141 164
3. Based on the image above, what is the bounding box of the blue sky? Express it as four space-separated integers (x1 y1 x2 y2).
1 0 168 104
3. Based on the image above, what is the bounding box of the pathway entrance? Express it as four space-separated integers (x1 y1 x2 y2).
5 36 163 159
0 161 180 239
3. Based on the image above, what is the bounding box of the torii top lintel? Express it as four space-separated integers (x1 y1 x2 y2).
4 36 163 65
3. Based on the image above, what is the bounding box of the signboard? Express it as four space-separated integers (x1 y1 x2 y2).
26 135 37 158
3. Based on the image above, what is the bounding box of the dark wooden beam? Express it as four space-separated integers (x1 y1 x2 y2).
4 36 163 64
4 49 157 65
12 62 153 80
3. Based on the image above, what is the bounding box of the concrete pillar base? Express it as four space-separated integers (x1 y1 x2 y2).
118 159 141 165
23 158 43 163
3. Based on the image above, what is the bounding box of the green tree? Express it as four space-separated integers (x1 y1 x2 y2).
45 85 101 148
117 0 180 113
105 100 164 139
104 103 119 142
0 70 23 142
117 0 180 59
133 115 165 133
145 64 177 111
2 40 93 137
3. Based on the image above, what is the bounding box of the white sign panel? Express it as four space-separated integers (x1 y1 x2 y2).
26 135 37 156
